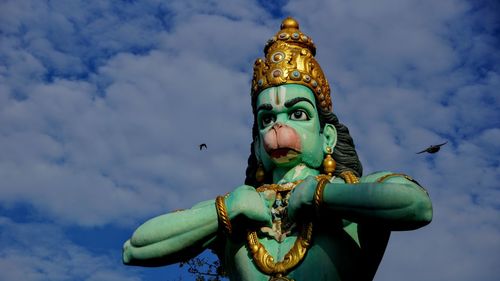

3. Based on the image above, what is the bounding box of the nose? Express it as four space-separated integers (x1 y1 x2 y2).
272 122 284 130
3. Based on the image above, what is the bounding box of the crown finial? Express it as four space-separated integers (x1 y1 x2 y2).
281 17 299 30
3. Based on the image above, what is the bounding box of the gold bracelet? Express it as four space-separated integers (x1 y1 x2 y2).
313 176 330 215
215 195 232 236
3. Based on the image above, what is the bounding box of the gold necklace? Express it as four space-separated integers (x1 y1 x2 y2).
247 222 312 281
255 179 303 193
247 175 332 280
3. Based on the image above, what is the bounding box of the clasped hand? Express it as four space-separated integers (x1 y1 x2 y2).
225 176 320 228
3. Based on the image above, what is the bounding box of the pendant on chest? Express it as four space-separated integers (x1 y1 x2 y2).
262 190 297 242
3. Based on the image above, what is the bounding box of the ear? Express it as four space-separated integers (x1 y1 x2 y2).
322 124 337 152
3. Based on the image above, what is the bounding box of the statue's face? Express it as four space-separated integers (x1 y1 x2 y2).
255 84 325 170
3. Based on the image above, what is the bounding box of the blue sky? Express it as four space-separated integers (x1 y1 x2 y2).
0 0 499 280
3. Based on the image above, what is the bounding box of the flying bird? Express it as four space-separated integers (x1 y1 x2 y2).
199 143 207 150
416 141 448 154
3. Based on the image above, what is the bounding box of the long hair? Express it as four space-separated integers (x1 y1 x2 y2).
244 97 363 187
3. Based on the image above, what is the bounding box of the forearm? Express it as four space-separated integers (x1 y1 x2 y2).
321 182 432 230
123 200 219 266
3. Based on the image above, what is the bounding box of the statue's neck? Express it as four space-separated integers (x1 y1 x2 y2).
272 163 319 184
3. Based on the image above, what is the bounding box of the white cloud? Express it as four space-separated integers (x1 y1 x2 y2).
0 1 274 226
282 1 500 280
0 217 141 281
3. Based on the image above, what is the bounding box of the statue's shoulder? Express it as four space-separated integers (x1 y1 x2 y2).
360 171 423 187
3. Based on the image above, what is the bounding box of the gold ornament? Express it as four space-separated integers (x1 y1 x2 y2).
313 175 331 215
376 173 428 194
322 147 336 176
247 222 313 278
215 195 232 236
247 176 329 279
251 17 332 112
256 162 266 183
339 170 360 184
269 276 294 281
376 173 414 183
255 180 303 193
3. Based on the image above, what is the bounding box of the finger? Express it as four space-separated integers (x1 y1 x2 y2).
302 175 317 187
287 190 298 221
259 190 277 208
247 195 272 225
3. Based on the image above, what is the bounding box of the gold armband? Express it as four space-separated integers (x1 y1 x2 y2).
377 173 414 183
377 173 428 195
313 176 331 215
339 170 360 184
215 195 232 236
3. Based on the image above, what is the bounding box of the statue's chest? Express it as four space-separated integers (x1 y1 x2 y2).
225 219 372 281
260 190 296 242
259 234 297 261
228 231 360 281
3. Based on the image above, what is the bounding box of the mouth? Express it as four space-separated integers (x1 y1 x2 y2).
269 148 300 163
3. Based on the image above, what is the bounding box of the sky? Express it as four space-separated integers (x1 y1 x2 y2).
0 0 499 280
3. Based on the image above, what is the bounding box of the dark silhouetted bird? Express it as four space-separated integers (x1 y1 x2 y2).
416 141 447 154
199 143 207 150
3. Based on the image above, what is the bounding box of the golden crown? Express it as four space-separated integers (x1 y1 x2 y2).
251 17 332 111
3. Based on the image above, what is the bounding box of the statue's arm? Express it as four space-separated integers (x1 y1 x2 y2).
321 172 433 230
122 185 271 267
122 199 219 266
289 172 432 231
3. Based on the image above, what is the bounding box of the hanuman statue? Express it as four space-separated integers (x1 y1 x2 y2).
123 17 432 281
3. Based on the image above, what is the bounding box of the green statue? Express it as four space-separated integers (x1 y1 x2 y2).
123 17 432 281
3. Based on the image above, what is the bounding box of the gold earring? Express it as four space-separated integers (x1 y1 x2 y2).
256 162 265 183
323 147 336 176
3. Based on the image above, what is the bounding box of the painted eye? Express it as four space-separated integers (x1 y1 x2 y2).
290 110 309 121
261 114 276 127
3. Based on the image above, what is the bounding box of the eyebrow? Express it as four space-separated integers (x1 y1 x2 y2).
284 97 315 108
256 103 273 112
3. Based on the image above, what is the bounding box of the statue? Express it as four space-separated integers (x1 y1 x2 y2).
123 17 433 281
